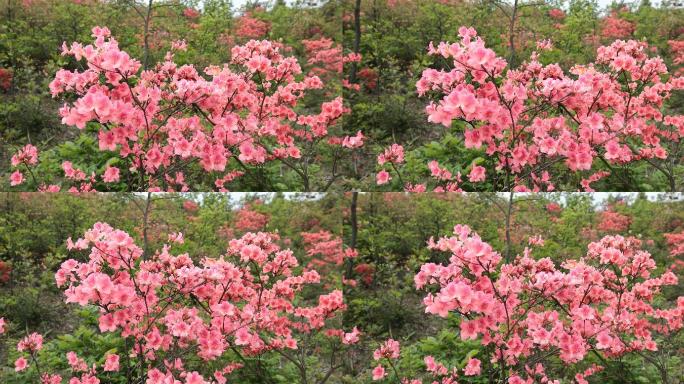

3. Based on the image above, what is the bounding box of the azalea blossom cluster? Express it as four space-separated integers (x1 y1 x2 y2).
300 36 364 150
370 338 400 380
302 37 346 80
664 229 684 270
369 337 482 383
352 263 375 286
666 230 684 257
0 260 10 283
235 11 270 39
669 39 684 76
10 26 362 191
405 225 684 383
233 202 270 232
9 223 361 383
601 9 635 40
301 230 357 286
13 332 43 373
0 67 12 91
9 144 39 186
297 28 361 91
302 230 355 268
13 328 121 384
302 36 364 92
377 26 684 192
597 207 632 232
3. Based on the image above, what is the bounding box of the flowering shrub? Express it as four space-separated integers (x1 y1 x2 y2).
357 67 378 90
0 260 11 283
302 230 345 266
548 8 566 20
665 230 684 257
300 230 357 289
371 338 483 382
9 26 361 192
11 223 359 383
302 37 344 79
353 263 375 286
545 202 562 214
14 332 44 374
601 10 635 40
665 229 684 271
369 225 684 383
182 199 200 213
0 67 12 91
597 208 632 232
370 338 400 380
302 36 362 94
233 202 270 232
376 26 684 192
301 230 356 284
183 7 200 20
235 11 270 39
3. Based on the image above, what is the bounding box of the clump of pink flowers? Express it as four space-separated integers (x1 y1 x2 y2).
11 223 361 383
9 26 362 192
376 26 684 192
407 224 684 383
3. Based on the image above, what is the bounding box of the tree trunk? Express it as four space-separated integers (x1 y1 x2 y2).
504 191 513 262
349 0 362 83
142 0 153 70
345 191 358 279
508 0 518 67
142 192 152 260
